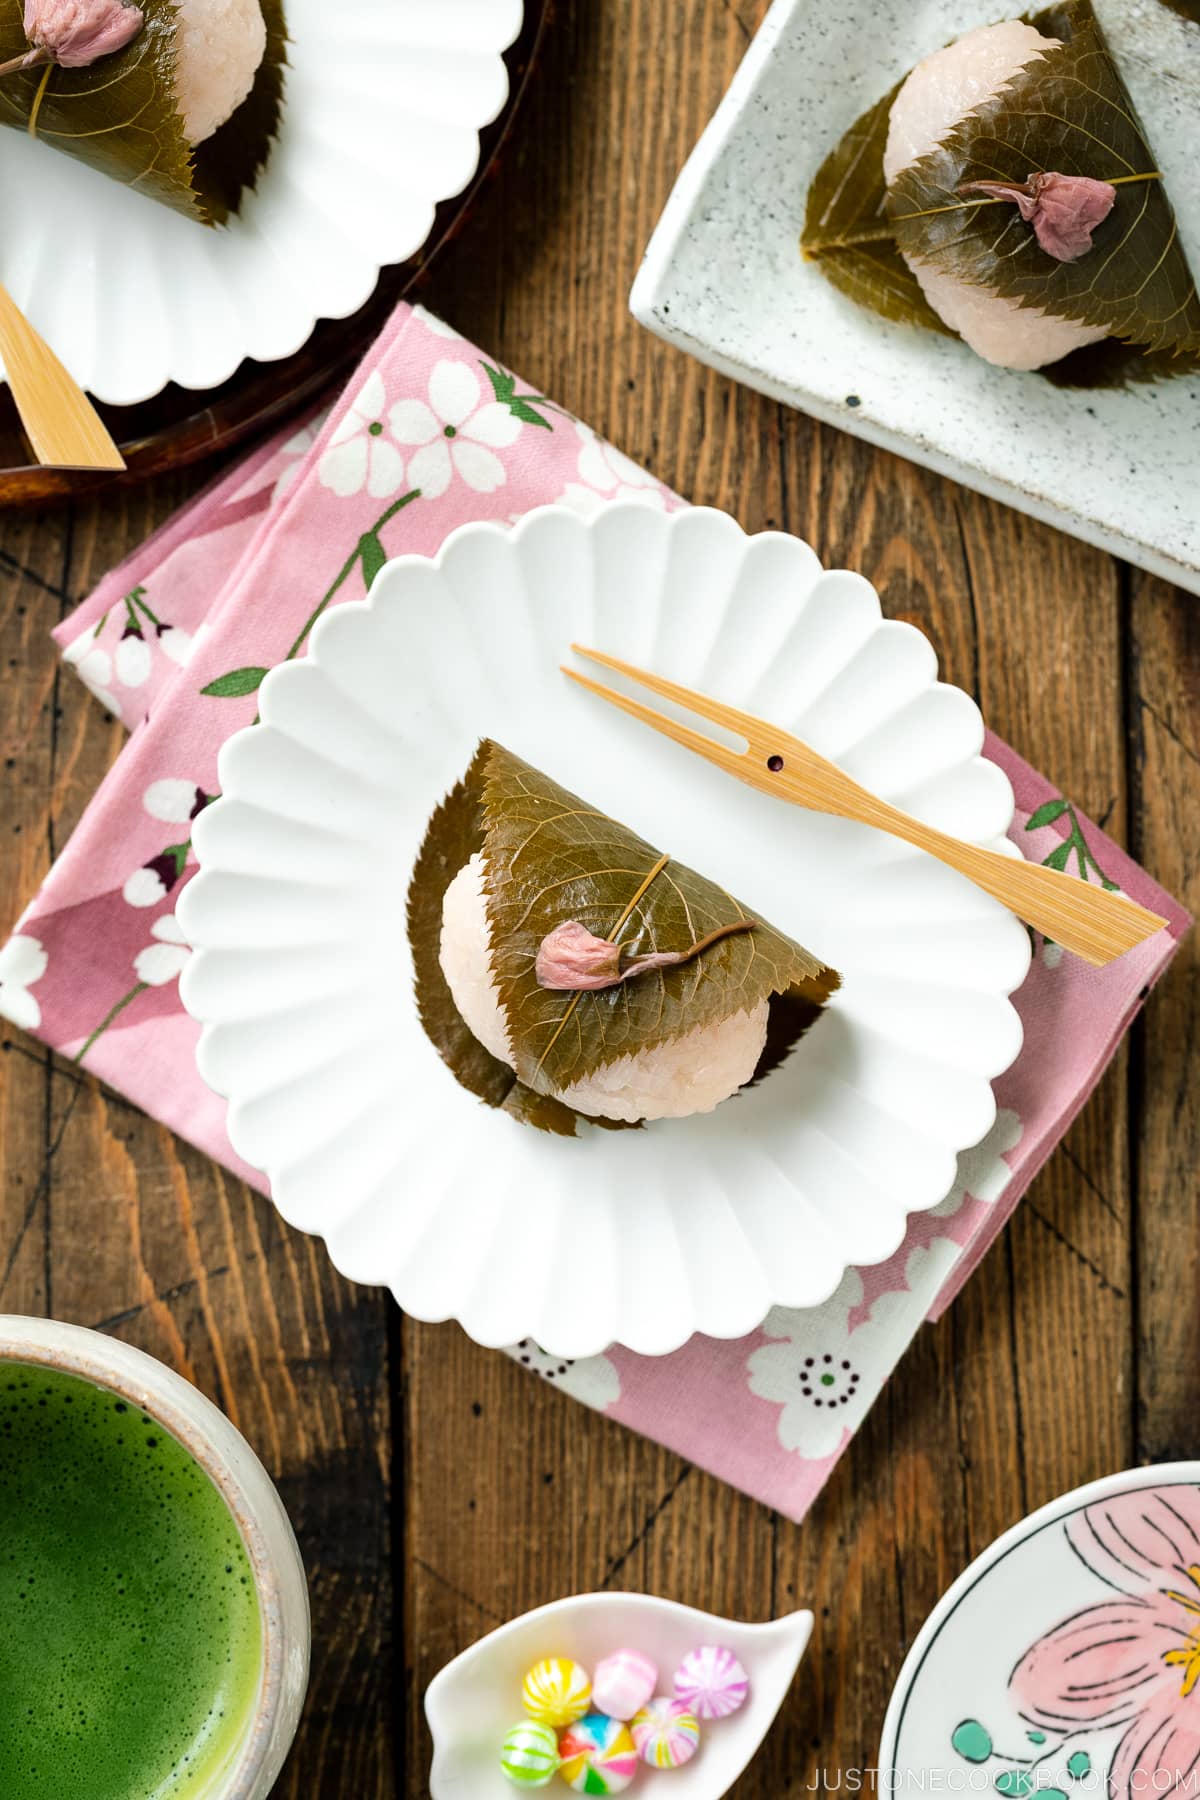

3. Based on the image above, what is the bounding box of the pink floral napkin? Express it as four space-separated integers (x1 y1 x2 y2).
0 302 1187 1522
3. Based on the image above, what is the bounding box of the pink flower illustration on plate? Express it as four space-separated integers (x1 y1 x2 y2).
1011 1488 1200 1798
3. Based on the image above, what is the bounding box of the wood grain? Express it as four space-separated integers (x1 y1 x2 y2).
0 496 395 1798
1128 571 1200 1464
0 2 1194 1797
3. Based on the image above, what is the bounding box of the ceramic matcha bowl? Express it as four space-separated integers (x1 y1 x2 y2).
0 1315 310 1800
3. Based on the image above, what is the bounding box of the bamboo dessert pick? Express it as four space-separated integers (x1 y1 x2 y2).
563 645 1167 968
0 284 124 471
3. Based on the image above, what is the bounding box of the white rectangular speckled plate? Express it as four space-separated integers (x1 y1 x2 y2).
630 0 1200 595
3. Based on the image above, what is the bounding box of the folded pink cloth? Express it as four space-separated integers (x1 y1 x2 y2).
1 301 1187 1522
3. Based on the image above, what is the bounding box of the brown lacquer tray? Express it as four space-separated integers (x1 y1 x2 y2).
0 2 549 510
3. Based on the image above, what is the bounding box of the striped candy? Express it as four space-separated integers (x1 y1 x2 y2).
592 1648 658 1722
672 1644 749 1720
500 1720 559 1787
557 1712 638 1794
521 1657 592 1728
632 1695 701 1769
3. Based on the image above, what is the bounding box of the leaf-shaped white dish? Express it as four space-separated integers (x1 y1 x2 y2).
0 0 523 405
177 503 1030 1359
424 1592 814 1799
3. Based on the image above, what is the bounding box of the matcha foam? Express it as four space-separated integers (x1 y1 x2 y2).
0 1362 264 1800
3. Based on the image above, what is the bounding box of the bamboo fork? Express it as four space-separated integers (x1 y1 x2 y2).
563 645 1167 968
0 283 124 470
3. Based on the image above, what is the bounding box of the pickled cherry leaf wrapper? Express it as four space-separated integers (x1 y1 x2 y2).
0 4 197 220
478 742 838 1099
0 0 287 225
408 745 841 1137
408 763 515 1112
406 750 636 1138
1043 334 1200 387
497 1083 597 1137
888 2 1200 356
802 82 952 336
802 0 1200 377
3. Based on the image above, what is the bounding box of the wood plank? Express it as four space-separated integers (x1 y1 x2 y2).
1128 573 1199 1463
0 502 69 1320
0 484 397 1796
958 502 1132 1518
401 1326 776 1779
39 1095 395 1797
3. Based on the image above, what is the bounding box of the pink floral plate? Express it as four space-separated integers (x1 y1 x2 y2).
879 1466 1200 1800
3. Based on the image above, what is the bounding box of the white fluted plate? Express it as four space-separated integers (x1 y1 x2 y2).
178 503 1030 1358
425 1593 814 1799
0 0 523 406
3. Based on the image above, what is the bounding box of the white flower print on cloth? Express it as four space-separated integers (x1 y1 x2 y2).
318 371 405 500
157 624 193 667
389 359 522 497
748 1244 960 1461
65 587 193 718
122 779 203 907
142 778 211 826
121 589 192 679
930 1108 1023 1220
506 1339 622 1411
556 419 669 516
133 915 190 988
115 626 152 688
0 935 49 1031
62 629 120 716
123 860 179 908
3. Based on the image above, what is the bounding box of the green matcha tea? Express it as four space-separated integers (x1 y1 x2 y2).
0 1362 264 1800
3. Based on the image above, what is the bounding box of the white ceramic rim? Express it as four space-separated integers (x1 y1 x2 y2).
423 1590 810 1700
877 1461 1200 1781
0 1315 310 1800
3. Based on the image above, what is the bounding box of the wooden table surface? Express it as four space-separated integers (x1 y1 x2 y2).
1 3 1197 1795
